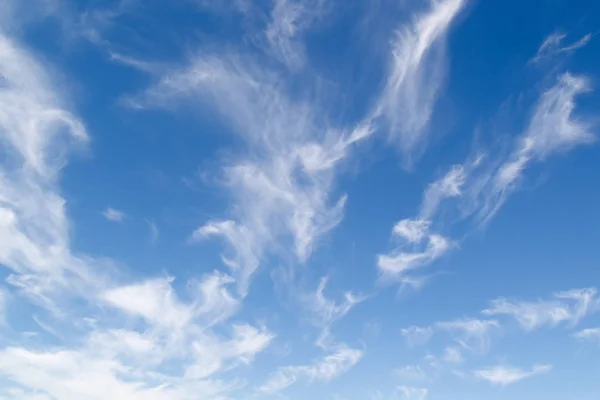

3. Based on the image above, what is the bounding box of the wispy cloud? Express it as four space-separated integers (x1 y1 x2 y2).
148 220 159 244
258 346 363 395
0 30 104 310
0 26 278 399
473 73 593 224
482 288 598 331
530 31 591 65
574 327 600 344
135 52 372 295
264 0 327 70
374 0 466 161
474 364 552 386
436 318 499 353
102 208 126 222
378 70 594 286
303 276 366 348
257 276 366 395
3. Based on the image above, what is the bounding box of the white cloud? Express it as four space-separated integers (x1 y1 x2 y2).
0 345 239 400
482 288 598 331
264 0 327 70
474 364 552 386
135 53 372 295
473 73 593 224
303 277 366 348
102 208 126 222
185 324 274 380
392 219 431 244
379 70 594 288
374 0 466 160
574 328 600 344
0 29 109 312
103 277 194 330
419 165 466 220
103 272 241 331
530 31 591 65
436 318 499 353
378 232 451 282
259 346 363 395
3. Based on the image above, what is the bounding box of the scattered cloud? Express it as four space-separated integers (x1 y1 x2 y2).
530 31 591 65
378 229 452 283
1 2 598 399
474 364 552 386
377 159 468 284
0 29 105 312
436 318 499 353
136 51 373 295
102 277 194 330
374 0 466 161
304 276 366 348
379 69 594 287
102 208 126 222
482 288 598 331
574 328 600 344
264 0 327 70
259 346 363 395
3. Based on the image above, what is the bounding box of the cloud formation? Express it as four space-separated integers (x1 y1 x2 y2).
102 208 126 222
136 50 372 296
259 346 363 395
474 364 552 386
378 69 594 286
374 0 466 160
483 288 598 331
530 32 591 65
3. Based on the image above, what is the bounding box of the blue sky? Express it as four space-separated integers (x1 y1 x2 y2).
0 0 599 399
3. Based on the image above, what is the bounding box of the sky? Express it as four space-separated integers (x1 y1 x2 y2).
0 0 599 399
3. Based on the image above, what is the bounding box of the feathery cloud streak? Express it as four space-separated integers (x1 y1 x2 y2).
135 53 372 296
378 70 594 284
374 0 466 160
